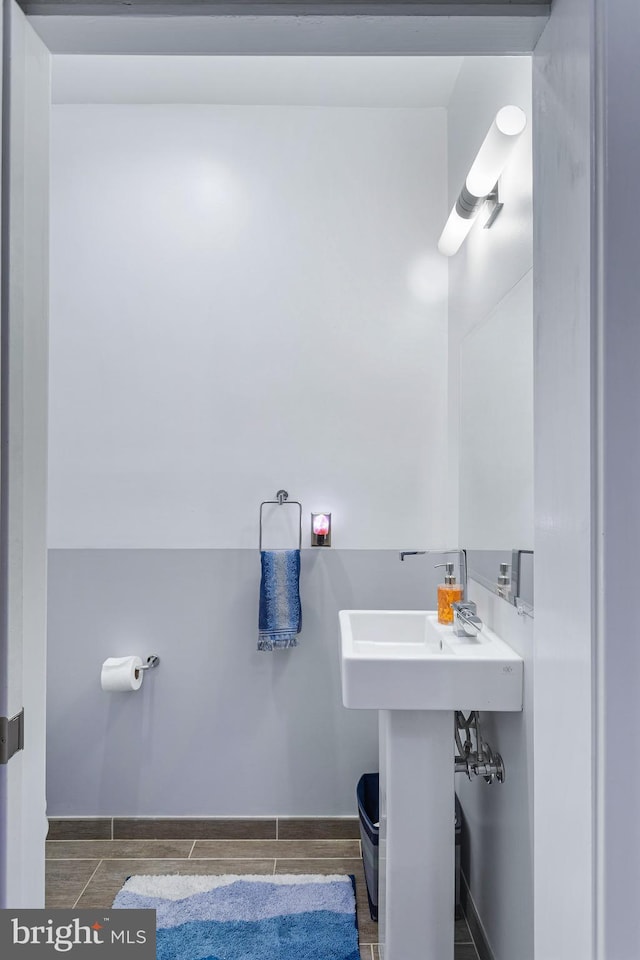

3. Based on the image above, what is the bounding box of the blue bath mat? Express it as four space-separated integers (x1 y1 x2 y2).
113 873 359 960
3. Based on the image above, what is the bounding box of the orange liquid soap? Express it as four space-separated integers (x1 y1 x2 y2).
436 560 463 624
437 582 464 624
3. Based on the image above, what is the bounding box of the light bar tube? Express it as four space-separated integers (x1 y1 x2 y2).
438 105 527 258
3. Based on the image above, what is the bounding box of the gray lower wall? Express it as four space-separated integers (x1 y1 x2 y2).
47 548 439 817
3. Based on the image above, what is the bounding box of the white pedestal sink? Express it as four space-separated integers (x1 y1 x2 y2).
339 610 523 960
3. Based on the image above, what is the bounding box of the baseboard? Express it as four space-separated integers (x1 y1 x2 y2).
460 871 496 960
47 815 360 842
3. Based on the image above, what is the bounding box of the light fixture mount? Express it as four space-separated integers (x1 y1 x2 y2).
483 181 504 230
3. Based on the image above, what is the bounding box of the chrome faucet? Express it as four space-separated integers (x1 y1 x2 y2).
399 547 467 596
399 547 482 636
452 601 483 638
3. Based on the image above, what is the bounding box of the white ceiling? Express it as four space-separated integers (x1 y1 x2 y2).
52 55 465 107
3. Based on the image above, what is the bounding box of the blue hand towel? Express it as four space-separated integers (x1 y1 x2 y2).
258 549 302 651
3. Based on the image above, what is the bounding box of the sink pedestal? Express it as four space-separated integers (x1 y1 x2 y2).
379 709 454 960
339 609 523 959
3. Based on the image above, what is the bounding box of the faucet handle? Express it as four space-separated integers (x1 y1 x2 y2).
452 600 477 614
452 601 482 638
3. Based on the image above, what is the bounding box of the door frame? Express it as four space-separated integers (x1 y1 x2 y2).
0 0 51 909
2 4 601 959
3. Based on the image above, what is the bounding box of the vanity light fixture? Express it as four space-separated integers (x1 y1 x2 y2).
311 513 332 547
437 105 527 257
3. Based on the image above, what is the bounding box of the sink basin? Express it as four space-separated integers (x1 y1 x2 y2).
339 608 523 960
339 609 523 712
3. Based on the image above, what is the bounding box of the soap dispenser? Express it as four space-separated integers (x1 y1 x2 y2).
496 562 511 600
436 562 464 625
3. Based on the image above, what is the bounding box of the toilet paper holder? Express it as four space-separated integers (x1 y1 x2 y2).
138 655 160 671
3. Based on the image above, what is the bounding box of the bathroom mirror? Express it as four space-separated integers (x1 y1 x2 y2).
458 270 533 552
465 547 534 613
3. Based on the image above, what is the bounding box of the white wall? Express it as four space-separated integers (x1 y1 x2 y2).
46 101 450 816
533 2 595 957
49 104 449 550
597 3 640 956
446 57 534 960
463 579 534 960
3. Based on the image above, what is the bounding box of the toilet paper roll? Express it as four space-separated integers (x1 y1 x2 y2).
100 656 144 692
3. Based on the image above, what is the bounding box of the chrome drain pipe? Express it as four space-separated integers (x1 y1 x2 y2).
455 710 505 785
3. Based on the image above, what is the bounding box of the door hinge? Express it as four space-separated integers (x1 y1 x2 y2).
0 709 24 764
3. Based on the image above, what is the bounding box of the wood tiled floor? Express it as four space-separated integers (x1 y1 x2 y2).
46 825 480 959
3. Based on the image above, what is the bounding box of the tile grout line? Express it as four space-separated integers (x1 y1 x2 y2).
72 861 103 909
273 859 277 875
188 841 196 859
111 819 114 841
275 819 278 841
